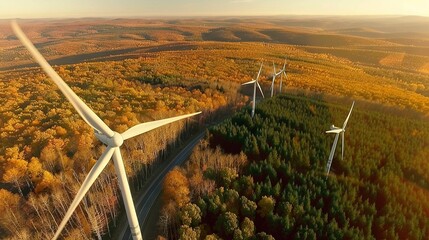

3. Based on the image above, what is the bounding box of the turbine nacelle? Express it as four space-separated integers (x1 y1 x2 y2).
326 125 342 134
95 132 124 147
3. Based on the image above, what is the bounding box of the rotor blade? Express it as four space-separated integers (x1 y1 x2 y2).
341 132 345 160
11 21 114 137
256 82 265 98
326 128 342 134
112 149 142 239
256 63 263 80
121 112 201 140
342 101 355 129
242 80 256 85
52 147 115 240
326 133 339 175
273 61 276 74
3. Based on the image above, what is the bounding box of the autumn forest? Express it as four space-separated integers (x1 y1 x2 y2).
0 16 429 239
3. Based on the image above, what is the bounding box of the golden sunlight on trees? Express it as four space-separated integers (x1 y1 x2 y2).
2 159 28 196
3 17 429 239
0 189 26 237
162 167 190 209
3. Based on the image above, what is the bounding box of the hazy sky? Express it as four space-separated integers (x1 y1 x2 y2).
1 0 429 18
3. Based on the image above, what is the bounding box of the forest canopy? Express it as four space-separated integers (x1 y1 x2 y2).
168 94 429 240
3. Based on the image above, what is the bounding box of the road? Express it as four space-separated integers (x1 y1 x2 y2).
114 131 205 240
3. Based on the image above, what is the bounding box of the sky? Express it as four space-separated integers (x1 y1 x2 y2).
1 0 429 19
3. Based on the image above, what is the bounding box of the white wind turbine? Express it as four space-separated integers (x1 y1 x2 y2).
242 63 265 118
12 21 200 240
325 101 355 176
278 58 288 93
269 61 279 97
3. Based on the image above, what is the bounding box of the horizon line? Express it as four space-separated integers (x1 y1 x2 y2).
1 14 429 21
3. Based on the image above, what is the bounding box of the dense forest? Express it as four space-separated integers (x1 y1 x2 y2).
1 17 429 239
162 94 429 239
0 58 240 239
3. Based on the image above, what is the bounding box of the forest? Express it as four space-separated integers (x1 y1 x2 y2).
1 17 429 239
0 57 240 239
161 94 429 239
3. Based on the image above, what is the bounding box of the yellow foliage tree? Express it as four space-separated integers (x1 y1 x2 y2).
2 159 28 196
34 170 57 194
27 157 44 183
162 167 190 209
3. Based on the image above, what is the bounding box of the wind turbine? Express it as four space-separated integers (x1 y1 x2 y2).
242 63 265 118
325 101 355 176
269 61 278 97
278 58 288 93
12 21 200 240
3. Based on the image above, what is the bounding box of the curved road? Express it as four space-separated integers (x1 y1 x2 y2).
115 131 205 240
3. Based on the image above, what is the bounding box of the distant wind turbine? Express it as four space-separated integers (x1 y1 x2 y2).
12 21 200 240
270 61 278 97
325 101 355 176
242 63 265 117
278 58 288 93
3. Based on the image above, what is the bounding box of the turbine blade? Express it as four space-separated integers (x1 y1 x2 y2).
326 129 342 134
273 61 276 74
112 149 142 239
283 57 287 71
11 21 114 137
121 112 201 140
326 133 339 175
341 132 345 160
342 101 355 129
52 147 115 240
242 80 256 85
256 63 263 80
257 82 265 98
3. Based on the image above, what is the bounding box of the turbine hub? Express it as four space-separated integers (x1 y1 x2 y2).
109 132 124 147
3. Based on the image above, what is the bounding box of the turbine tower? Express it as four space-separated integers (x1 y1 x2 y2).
278 58 288 93
325 101 355 176
12 21 201 240
269 61 278 97
242 63 265 117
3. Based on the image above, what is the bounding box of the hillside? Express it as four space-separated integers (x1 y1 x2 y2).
0 16 429 239
2 16 429 69
165 94 429 239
